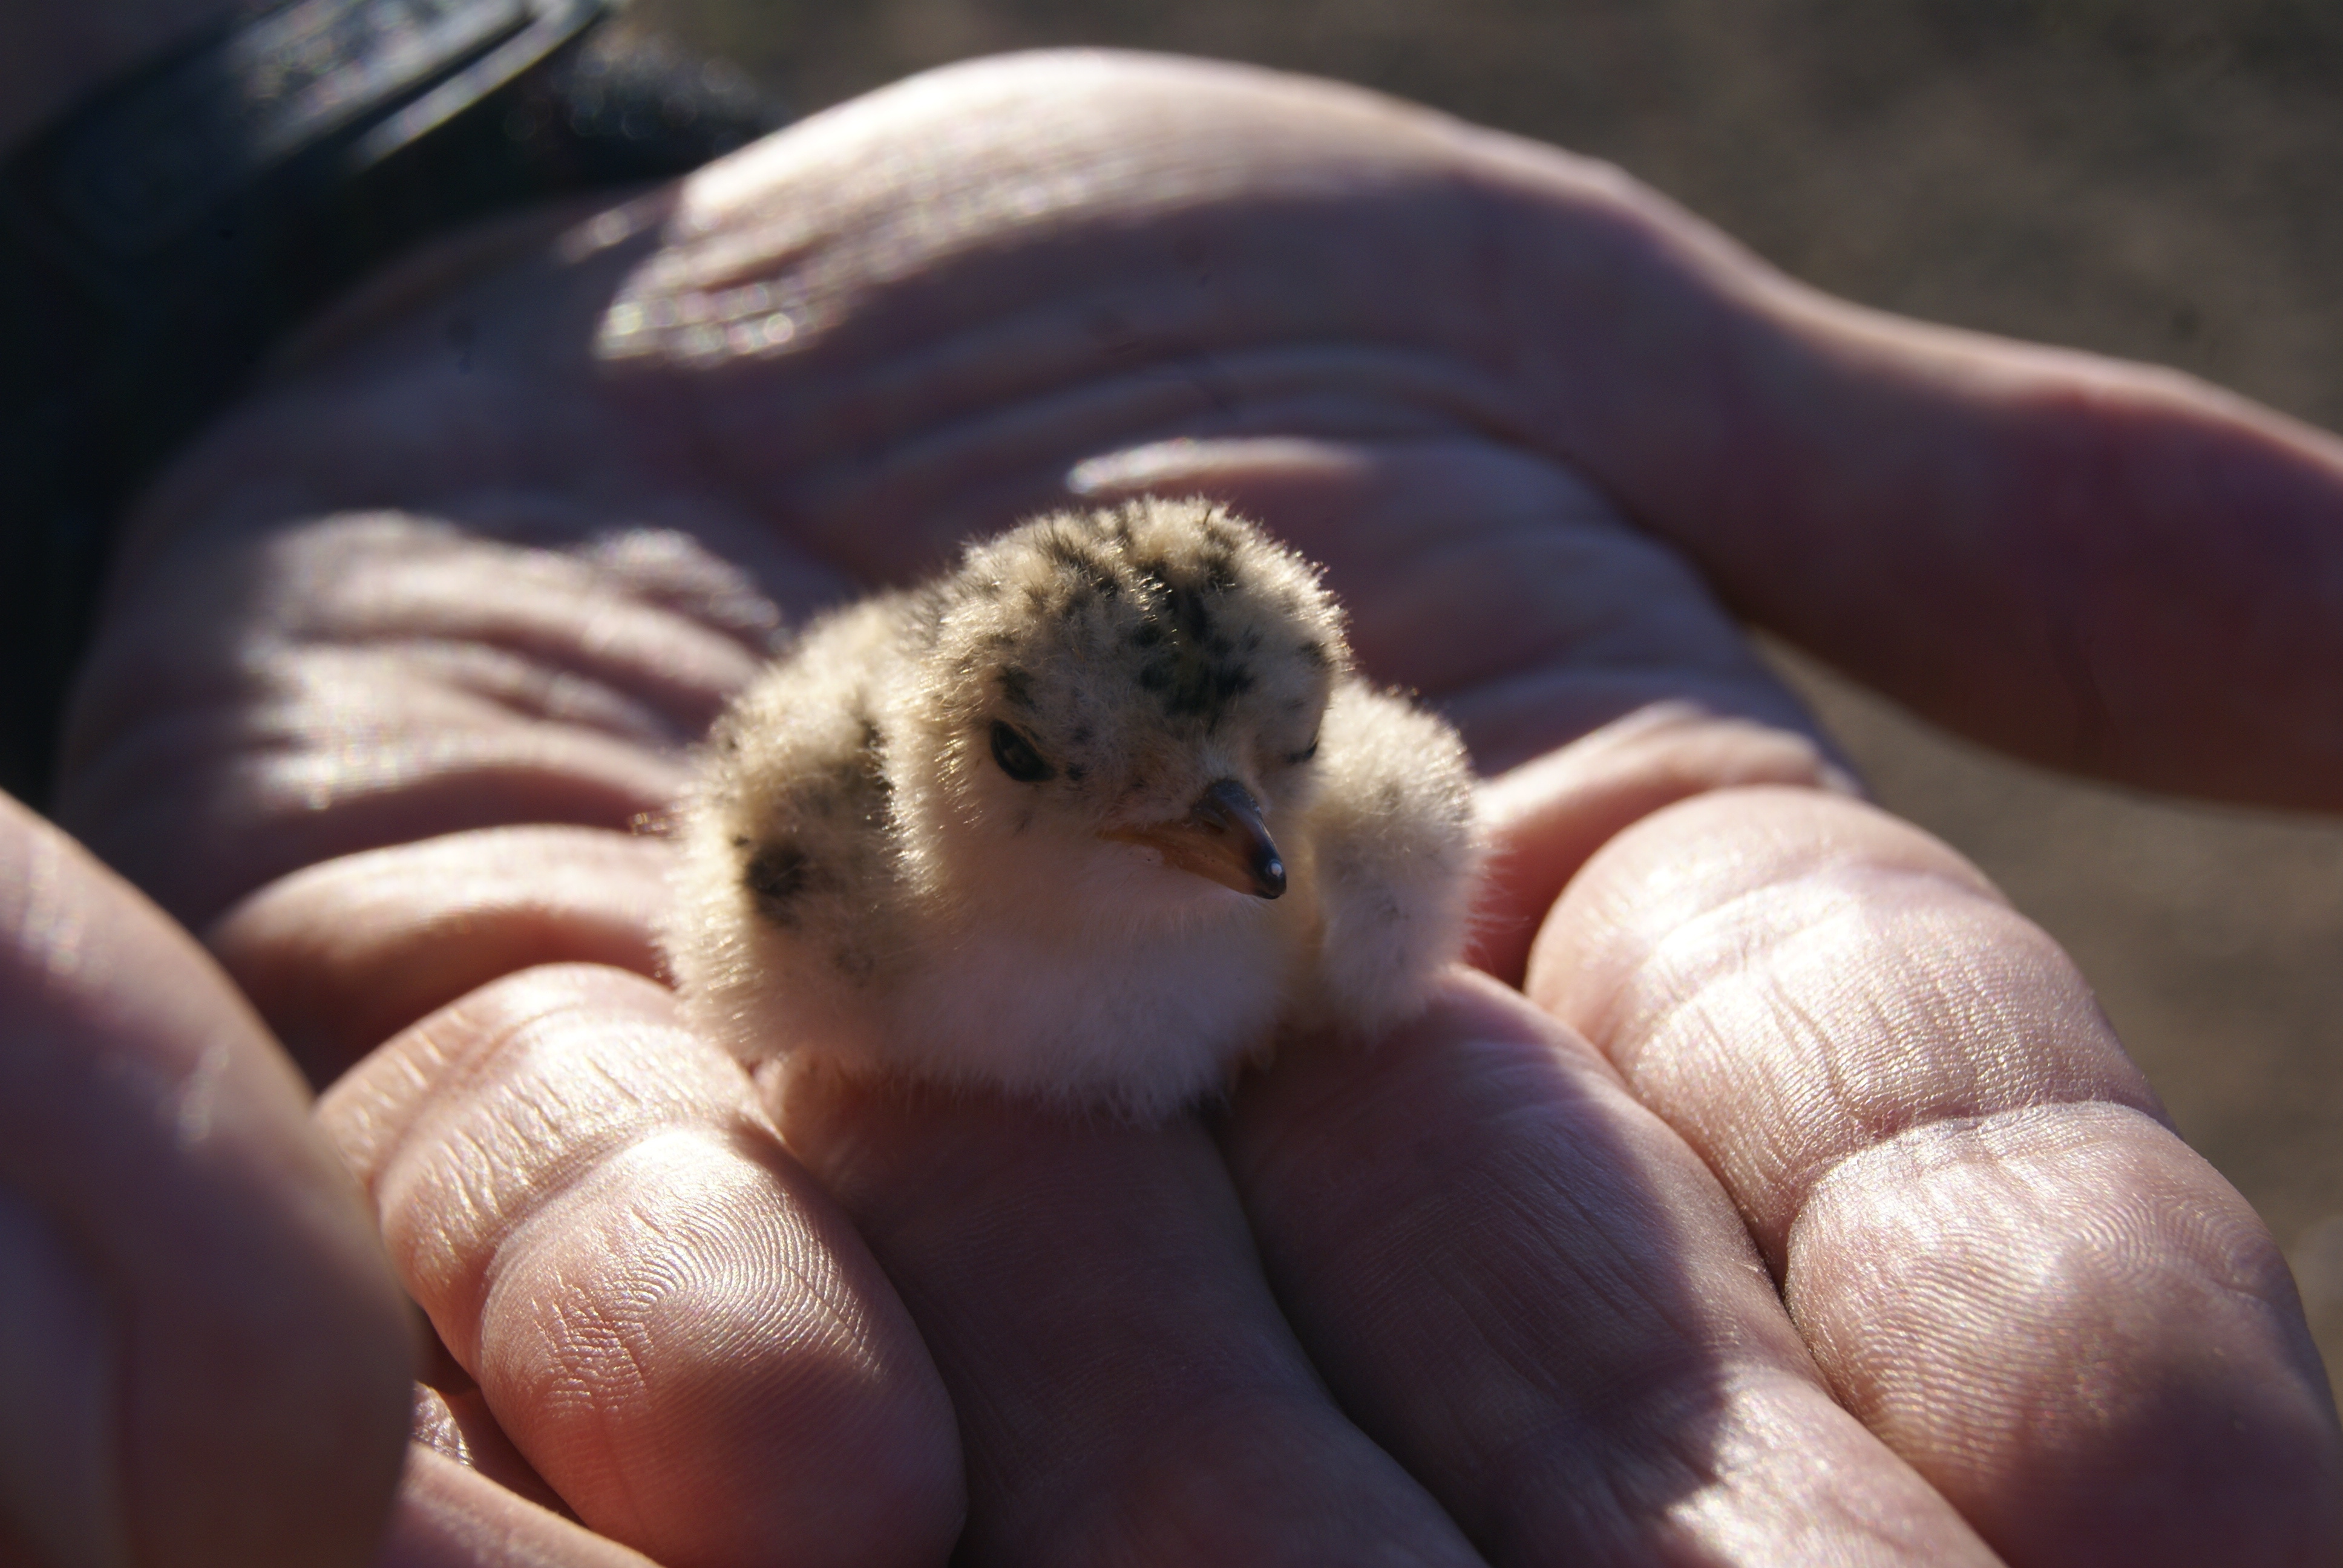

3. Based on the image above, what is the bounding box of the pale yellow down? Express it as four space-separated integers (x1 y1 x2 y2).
663 497 1480 1121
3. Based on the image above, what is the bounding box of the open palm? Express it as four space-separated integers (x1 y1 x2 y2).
53 50 2343 1567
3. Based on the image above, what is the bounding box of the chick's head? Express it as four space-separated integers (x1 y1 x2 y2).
899 498 1347 916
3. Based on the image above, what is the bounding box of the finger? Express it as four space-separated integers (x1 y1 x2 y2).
1591 292 2343 808
1062 435 1823 769
1528 786 2343 1564
582 48 2343 802
779 1067 1485 1566
411 1383 568 1517
106 51 2343 809
61 511 793 927
377 1445 658 1568
208 826 671 1085
943 427 1866 988
1068 433 1862 983
1470 703 1856 985
1224 971 2000 1565
320 964 962 1568
0 793 413 1567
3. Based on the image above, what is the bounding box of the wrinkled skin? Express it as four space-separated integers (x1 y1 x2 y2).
29 48 2343 1567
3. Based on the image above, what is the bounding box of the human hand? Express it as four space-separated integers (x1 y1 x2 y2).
0 791 414 1567
54 48 2343 1565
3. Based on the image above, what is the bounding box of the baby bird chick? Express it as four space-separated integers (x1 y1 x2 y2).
664 498 1479 1121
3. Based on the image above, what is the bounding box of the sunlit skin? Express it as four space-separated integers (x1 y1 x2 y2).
24 47 2343 1568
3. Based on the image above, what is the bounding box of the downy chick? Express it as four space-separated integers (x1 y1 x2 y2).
664 497 1479 1121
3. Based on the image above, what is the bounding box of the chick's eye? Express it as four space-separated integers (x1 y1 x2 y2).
989 720 1054 783
1285 732 1320 766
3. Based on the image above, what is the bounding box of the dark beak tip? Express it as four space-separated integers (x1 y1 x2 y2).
1191 778 1285 898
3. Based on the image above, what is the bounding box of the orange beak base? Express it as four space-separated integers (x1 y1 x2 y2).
1105 779 1286 899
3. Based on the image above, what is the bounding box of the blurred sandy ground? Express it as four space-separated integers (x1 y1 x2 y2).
626 0 2343 1394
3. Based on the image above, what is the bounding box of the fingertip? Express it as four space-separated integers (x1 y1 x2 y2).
327 962 965 1568
1523 782 2001 1027
484 1129 966 1568
1794 1105 2343 1566
376 1446 659 1568
1472 712 1856 988
209 828 672 1087
776 1069 1480 1566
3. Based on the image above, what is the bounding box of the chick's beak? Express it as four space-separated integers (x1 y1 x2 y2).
1106 778 1286 898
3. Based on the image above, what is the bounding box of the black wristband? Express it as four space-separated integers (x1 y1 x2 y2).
0 0 785 806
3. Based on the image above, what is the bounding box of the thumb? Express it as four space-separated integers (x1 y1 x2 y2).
0 793 415 1567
